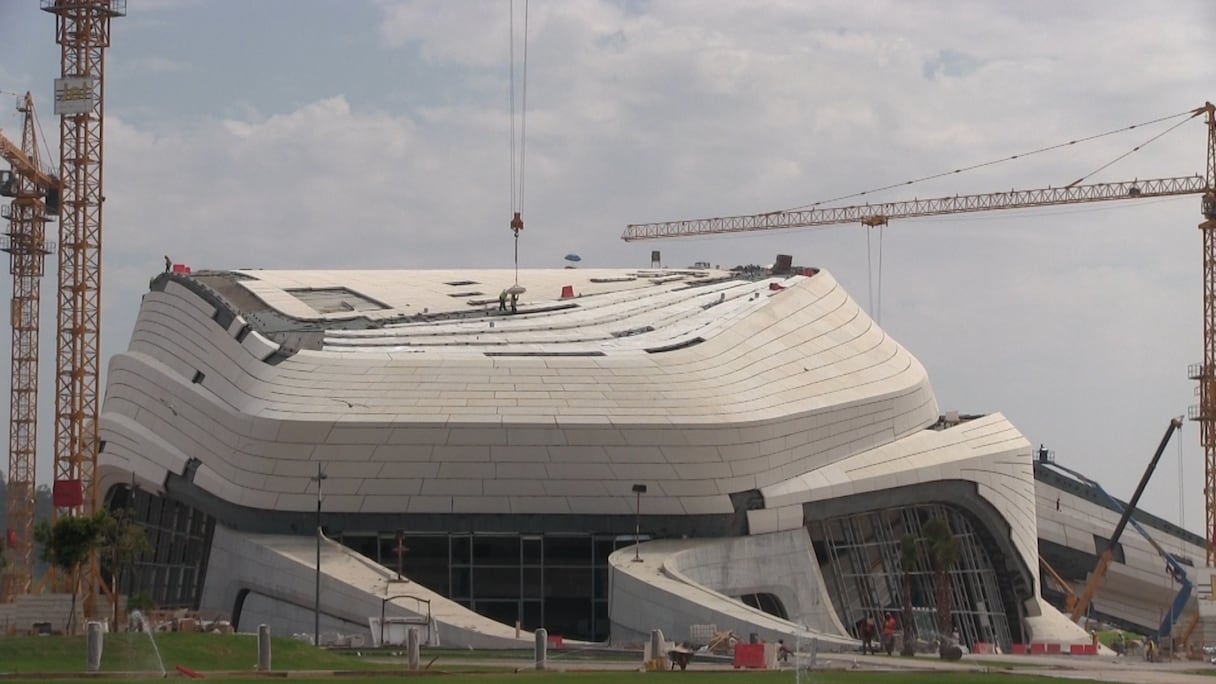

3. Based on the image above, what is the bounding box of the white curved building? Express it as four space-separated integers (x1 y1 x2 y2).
98 265 1108 648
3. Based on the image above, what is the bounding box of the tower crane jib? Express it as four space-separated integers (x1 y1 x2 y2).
622 101 1216 566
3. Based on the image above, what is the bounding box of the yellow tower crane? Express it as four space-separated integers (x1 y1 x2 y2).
624 102 1216 563
41 0 125 614
0 93 59 602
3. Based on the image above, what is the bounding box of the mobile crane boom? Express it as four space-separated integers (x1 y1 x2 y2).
1067 417 1182 622
1046 454 1194 637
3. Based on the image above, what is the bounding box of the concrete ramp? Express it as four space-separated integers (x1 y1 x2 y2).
199 524 535 649
609 529 857 650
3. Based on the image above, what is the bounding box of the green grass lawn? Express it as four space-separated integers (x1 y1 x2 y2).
0 634 1141 684
0 672 1130 684
0 631 395 674
1094 628 1147 649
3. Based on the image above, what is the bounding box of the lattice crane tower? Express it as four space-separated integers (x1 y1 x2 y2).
0 93 59 601
41 0 124 601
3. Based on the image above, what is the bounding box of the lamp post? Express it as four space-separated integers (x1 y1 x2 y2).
631 484 647 562
312 463 328 647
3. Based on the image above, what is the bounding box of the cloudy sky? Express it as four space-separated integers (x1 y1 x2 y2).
1 0 1215 536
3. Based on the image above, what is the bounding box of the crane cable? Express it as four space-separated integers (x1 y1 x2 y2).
876 223 883 324
783 107 1199 213
0 90 56 178
1179 430 1185 529
33 103 56 179
826 107 1195 325
865 224 884 324
1065 113 1196 188
508 0 530 286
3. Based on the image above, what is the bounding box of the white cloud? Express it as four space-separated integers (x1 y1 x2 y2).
139 56 188 74
378 0 513 67
1 0 1214 530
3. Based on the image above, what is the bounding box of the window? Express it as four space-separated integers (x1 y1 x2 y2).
285 287 388 313
811 504 1016 653
475 567 521 599
452 536 472 565
122 488 214 610
739 593 789 620
544 536 592 566
473 536 520 566
339 531 608 641
522 536 543 565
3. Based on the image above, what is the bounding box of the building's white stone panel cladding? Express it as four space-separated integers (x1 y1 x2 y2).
757 414 1037 569
98 268 938 517
753 413 1090 645
110 266 1200 649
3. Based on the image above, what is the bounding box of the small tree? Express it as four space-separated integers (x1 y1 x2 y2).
898 533 919 656
923 517 960 649
33 512 108 634
98 508 153 631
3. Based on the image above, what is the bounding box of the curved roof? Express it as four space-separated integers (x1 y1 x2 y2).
100 267 938 517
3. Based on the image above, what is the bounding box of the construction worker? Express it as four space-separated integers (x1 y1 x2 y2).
857 617 877 654
777 639 793 663
882 613 897 655
1144 637 1158 663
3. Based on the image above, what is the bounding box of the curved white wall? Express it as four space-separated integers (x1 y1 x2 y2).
608 531 855 649
99 270 937 520
748 413 1090 645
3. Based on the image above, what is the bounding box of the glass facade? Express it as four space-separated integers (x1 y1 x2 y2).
113 487 216 610
338 531 641 642
809 504 1015 651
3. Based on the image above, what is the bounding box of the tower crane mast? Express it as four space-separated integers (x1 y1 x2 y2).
624 102 1216 564
41 0 124 609
0 93 59 602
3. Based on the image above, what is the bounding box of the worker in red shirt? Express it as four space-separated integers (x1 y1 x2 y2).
882 613 897 655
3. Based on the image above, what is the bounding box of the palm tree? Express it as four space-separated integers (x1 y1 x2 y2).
898 533 919 656
923 517 960 651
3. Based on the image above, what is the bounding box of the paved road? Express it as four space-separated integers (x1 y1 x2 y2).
374 649 1216 682
811 651 1216 684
